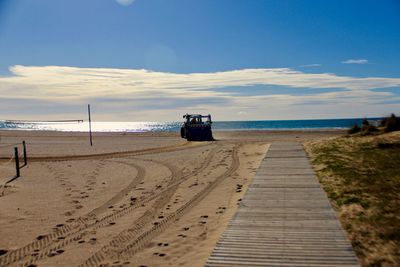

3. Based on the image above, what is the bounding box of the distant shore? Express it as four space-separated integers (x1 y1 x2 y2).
0 118 374 132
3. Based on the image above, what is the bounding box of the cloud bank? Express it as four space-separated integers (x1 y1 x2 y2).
0 65 399 121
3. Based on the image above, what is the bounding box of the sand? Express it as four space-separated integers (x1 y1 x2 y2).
0 129 343 267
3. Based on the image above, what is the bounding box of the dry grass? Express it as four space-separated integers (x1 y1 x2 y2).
304 132 400 267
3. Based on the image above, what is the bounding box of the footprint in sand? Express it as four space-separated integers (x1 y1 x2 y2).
216 207 226 214
236 184 243 192
36 235 47 240
48 251 58 257
0 249 8 256
153 252 166 257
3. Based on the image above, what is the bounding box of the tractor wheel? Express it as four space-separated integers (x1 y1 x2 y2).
186 130 192 141
180 127 186 138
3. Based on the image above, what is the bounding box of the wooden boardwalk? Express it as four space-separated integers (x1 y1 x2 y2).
206 142 360 267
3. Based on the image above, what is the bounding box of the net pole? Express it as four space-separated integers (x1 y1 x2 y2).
23 140 27 166
88 104 93 146
14 147 20 177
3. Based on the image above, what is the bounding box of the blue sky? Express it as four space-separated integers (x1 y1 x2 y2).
0 0 400 121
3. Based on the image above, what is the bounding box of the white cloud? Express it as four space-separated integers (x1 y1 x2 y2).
116 0 135 6
1 65 399 120
341 59 369 64
3 65 400 99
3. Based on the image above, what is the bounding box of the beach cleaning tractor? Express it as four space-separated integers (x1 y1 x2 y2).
180 114 214 141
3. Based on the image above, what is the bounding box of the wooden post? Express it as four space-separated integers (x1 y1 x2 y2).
22 140 27 166
88 104 93 146
14 147 20 178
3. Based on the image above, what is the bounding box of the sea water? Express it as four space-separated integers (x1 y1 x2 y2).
0 118 381 132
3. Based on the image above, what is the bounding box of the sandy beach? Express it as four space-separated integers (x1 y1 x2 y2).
0 130 343 267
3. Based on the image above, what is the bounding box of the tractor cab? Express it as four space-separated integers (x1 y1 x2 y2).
180 114 213 141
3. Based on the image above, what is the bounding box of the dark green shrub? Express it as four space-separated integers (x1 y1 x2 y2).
362 118 369 127
348 124 361 134
362 125 379 135
359 118 379 135
382 114 400 133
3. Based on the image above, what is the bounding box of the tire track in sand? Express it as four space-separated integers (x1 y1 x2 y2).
86 160 147 217
22 141 207 162
80 145 239 266
1 144 218 267
45 160 106 217
0 160 146 267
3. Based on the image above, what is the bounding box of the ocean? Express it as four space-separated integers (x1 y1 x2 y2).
0 118 381 132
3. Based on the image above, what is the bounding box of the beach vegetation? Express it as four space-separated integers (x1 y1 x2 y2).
380 114 400 133
304 132 400 266
348 124 361 134
360 119 379 135
348 114 400 136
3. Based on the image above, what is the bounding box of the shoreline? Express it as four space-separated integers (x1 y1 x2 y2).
0 128 346 134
